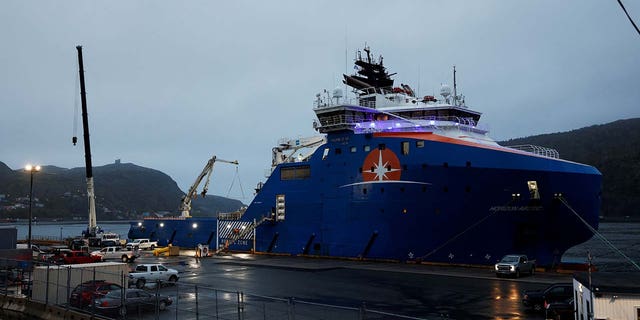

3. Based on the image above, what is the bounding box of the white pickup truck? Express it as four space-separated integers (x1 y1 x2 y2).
125 238 158 250
91 246 140 263
128 263 179 288
494 254 536 278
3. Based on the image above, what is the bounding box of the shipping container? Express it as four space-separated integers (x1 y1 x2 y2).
31 262 129 305
0 228 17 249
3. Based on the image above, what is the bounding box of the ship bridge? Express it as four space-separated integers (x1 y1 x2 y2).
313 88 486 136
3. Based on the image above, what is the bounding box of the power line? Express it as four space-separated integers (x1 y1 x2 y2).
616 0 640 36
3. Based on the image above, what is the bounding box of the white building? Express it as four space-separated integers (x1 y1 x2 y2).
573 272 640 320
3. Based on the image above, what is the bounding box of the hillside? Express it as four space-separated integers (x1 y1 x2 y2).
1 118 638 221
500 118 640 219
0 161 244 221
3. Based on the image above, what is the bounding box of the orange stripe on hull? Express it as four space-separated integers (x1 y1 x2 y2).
372 131 541 158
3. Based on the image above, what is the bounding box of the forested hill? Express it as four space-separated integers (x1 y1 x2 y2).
500 118 640 219
0 161 244 220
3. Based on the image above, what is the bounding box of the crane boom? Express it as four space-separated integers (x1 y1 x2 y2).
180 156 239 218
76 45 98 236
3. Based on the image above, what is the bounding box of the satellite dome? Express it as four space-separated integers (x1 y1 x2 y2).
332 87 343 99
440 84 452 98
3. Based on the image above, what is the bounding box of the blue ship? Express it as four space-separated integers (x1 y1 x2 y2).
130 47 600 266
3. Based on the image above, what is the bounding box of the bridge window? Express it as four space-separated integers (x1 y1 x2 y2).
416 141 424 148
363 145 371 152
281 165 311 180
350 146 357 153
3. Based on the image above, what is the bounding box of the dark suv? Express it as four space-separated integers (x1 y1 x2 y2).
522 283 573 312
69 280 122 309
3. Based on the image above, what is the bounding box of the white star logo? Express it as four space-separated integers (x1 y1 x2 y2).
371 150 401 181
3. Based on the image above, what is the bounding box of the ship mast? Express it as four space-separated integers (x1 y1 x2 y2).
75 45 98 236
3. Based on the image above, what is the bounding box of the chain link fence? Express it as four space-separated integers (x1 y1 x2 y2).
0 257 425 320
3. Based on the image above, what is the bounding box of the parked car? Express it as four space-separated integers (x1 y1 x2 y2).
545 297 575 320
495 254 536 278
522 283 573 312
126 239 158 250
100 239 119 248
69 238 88 250
49 250 103 264
0 269 22 285
94 288 173 317
69 280 123 309
128 264 179 289
91 246 139 263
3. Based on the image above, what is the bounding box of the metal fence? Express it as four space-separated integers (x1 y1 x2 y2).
0 257 426 320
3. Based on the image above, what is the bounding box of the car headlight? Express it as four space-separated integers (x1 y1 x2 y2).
510 265 514 271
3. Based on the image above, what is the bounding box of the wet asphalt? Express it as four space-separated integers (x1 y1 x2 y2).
124 251 573 320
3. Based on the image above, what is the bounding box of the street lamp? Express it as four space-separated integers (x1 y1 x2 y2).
25 164 41 249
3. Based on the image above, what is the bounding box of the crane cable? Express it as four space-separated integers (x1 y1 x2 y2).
226 166 246 199
616 0 640 36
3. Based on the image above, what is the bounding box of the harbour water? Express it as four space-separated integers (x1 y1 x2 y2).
4 221 639 271
5 220 131 242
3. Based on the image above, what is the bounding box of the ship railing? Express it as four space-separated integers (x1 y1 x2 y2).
317 113 487 134
506 144 560 159
217 209 246 220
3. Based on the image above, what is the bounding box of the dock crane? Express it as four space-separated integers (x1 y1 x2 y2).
74 45 99 238
180 156 239 218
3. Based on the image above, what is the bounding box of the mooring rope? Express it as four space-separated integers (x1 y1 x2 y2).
559 197 640 271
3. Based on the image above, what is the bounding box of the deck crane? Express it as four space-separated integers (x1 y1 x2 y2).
180 156 239 218
272 136 326 167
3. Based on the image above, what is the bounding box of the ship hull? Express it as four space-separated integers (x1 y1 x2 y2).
129 133 600 266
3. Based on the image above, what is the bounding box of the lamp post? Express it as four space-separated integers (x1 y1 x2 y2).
25 164 41 249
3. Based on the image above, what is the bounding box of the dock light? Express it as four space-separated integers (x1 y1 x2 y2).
138 222 142 227
192 223 198 229
25 164 41 249
159 223 164 227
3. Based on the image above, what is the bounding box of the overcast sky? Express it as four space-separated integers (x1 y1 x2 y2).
2 1 639 204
